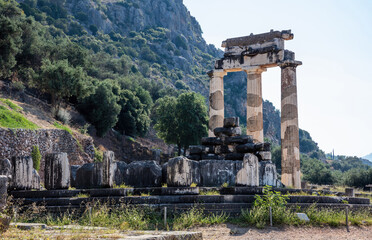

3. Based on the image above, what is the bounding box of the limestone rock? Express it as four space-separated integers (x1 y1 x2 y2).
224 136 253 145
199 160 240 186
223 117 239 128
236 143 255 153
201 137 222 145
125 161 162 187
214 127 241 137
113 161 127 186
236 153 259 186
256 151 272 161
259 161 278 186
70 165 81 188
75 163 102 189
224 153 245 160
10 156 33 190
0 159 11 180
102 151 116 188
0 175 7 209
167 156 200 187
254 142 271 151
32 169 40 190
44 153 70 190
189 145 203 154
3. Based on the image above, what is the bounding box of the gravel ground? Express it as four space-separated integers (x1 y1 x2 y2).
195 224 372 240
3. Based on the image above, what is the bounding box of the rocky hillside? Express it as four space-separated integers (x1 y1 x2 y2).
13 0 320 153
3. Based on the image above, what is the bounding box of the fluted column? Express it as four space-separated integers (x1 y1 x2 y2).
279 61 301 189
244 67 266 143
208 70 227 137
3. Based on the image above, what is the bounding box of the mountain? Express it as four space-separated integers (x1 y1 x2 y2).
363 153 372 162
8 0 321 153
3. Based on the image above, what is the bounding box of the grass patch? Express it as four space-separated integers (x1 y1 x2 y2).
200 189 220 195
0 98 23 111
53 121 73 135
73 193 90 198
113 183 132 189
0 105 38 129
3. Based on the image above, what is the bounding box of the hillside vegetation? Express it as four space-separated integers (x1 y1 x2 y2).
0 0 370 187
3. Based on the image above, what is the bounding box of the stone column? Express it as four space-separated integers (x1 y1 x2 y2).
45 153 70 190
244 67 266 142
279 61 301 189
208 70 227 137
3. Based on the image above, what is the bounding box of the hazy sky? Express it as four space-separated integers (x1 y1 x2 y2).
183 0 372 158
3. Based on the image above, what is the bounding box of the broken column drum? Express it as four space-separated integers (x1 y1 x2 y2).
44 152 70 190
208 30 302 188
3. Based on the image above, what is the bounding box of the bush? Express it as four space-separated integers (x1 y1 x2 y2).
31 145 41 171
11 81 25 92
54 108 71 125
242 186 296 228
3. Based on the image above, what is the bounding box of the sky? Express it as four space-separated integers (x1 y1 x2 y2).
183 0 372 158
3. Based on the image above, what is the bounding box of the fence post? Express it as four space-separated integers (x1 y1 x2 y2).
164 207 167 229
346 205 350 232
269 206 273 227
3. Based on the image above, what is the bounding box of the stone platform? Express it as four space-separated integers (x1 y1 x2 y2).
10 187 371 216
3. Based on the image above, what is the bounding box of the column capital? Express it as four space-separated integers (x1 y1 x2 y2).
207 69 227 78
242 66 267 74
278 60 302 69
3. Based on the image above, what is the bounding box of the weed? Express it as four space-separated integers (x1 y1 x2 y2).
190 182 197 187
94 147 103 162
73 193 90 198
200 190 220 195
31 145 41 171
141 193 150 197
221 182 229 188
162 183 167 188
113 183 132 189
173 207 228 230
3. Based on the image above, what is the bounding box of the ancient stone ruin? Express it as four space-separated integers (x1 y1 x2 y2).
208 30 301 188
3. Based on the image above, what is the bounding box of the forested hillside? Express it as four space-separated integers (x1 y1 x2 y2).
1 0 370 187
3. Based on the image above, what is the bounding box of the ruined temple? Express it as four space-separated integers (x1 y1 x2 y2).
208 30 302 188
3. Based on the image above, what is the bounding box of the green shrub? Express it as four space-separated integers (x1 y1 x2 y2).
31 145 41 171
54 108 71 125
11 81 25 92
242 186 297 228
94 147 103 162
173 207 228 230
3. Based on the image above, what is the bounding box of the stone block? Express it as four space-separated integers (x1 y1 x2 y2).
125 161 162 187
214 127 241 137
259 161 278 186
256 151 272 161
10 156 33 190
32 169 40 190
75 163 102 189
223 117 239 128
44 153 70 190
0 175 7 209
345 188 355 197
254 142 271 151
102 151 116 188
236 143 255 153
162 163 168 184
296 213 310 222
199 160 239 186
364 184 372 192
70 165 80 188
301 181 308 189
167 156 200 187
214 145 234 154
187 154 201 161
189 145 203 154
224 153 245 160
113 161 127 186
224 135 253 145
0 159 11 180
201 154 223 160
201 137 222 145
202 146 214 154
236 153 259 186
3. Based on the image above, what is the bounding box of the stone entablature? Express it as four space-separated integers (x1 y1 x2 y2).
208 30 302 188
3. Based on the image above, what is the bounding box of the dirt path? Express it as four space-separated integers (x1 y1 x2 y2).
195 224 372 240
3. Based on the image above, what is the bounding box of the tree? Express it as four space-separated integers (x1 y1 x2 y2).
115 89 152 137
0 0 24 79
154 92 208 155
79 80 121 137
35 59 91 108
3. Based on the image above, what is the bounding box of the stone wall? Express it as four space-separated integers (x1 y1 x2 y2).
0 129 94 181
